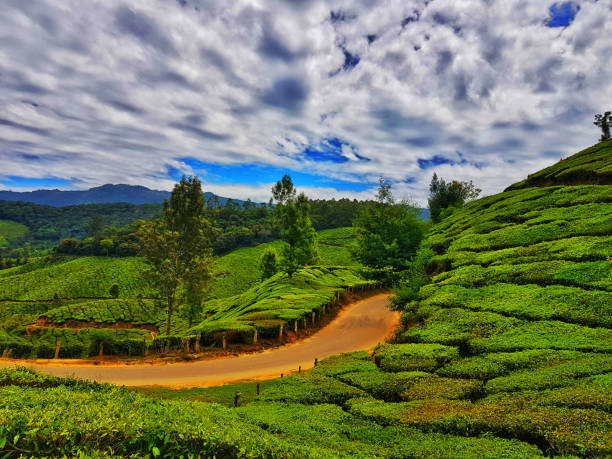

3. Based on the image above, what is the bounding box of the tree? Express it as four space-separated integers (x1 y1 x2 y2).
353 178 425 271
594 111 611 141
428 173 481 223
271 175 318 276
180 254 214 328
99 238 113 256
259 247 279 279
138 176 215 335
109 284 120 298
87 216 105 238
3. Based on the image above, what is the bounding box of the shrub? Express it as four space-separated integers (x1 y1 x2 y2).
373 343 460 372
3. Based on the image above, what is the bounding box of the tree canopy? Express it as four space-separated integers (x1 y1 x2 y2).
271 175 318 276
138 176 214 334
594 111 611 141
428 173 481 223
353 178 425 271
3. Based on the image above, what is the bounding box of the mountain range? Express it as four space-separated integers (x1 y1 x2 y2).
0 184 243 207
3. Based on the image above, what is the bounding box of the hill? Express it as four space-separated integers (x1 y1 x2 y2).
0 220 28 250
506 139 612 190
0 227 363 356
1 144 610 457
142 141 610 457
0 184 243 207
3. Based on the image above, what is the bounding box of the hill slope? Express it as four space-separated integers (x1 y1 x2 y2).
0 145 610 457
506 139 612 190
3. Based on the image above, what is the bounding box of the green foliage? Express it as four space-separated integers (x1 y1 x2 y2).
272 176 318 276
353 178 425 270
0 256 152 300
507 140 612 190
109 283 120 298
373 343 460 372
428 173 481 223
189 266 376 340
390 244 434 310
0 220 29 250
138 176 215 334
401 376 483 401
338 370 430 401
420 283 612 327
258 246 279 279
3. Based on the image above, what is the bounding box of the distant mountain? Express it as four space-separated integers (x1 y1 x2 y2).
0 184 244 207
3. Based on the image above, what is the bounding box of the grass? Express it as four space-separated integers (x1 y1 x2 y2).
0 220 28 248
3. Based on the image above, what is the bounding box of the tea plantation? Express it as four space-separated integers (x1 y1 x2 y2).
0 227 366 358
0 142 611 457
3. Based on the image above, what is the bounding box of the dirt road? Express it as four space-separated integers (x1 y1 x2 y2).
0 294 398 387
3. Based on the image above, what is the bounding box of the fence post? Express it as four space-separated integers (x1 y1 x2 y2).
314 357 318 366
222 334 227 350
253 328 258 345
312 311 315 325
294 320 298 335
279 323 283 341
195 334 201 353
298 365 301 373
234 392 240 407
256 383 260 396
143 337 147 356
54 341 61 359
99 342 103 357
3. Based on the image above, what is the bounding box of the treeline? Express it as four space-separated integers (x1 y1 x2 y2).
52 197 376 257
0 200 162 246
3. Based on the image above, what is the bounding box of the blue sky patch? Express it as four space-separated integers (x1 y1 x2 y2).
417 155 455 169
177 158 372 192
547 2 580 27
300 137 370 163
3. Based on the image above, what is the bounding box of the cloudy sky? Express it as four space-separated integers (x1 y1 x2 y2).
1 0 610 204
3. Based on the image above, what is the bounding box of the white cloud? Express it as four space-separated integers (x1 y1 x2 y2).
1 0 610 207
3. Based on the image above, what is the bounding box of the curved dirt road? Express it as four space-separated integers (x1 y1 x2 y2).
0 294 398 387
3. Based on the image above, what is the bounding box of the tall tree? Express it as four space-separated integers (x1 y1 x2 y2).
594 111 611 141
271 175 318 276
138 176 214 335
428 173 481 223
353 178 424 270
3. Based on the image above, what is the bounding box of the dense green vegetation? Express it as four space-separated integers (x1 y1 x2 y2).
0 195 380 253
0 227 361 357
506 139 612 189
0 142 610 457
0 220 28 252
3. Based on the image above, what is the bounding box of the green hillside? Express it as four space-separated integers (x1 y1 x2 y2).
0 227 356 301
0 227 361 357
506 139 612 190
140 142 609 457
0 220 28 249
1 144 610 457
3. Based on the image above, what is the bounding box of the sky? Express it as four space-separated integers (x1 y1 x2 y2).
1 0 611 205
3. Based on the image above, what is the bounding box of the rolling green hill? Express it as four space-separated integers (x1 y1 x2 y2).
0 227 362 357
1 143 610 457
0 227 357 301
139 141 609 457
0 220 28 249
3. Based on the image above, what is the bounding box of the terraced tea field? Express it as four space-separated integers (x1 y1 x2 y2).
0 142 610 457
0 228 364 358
